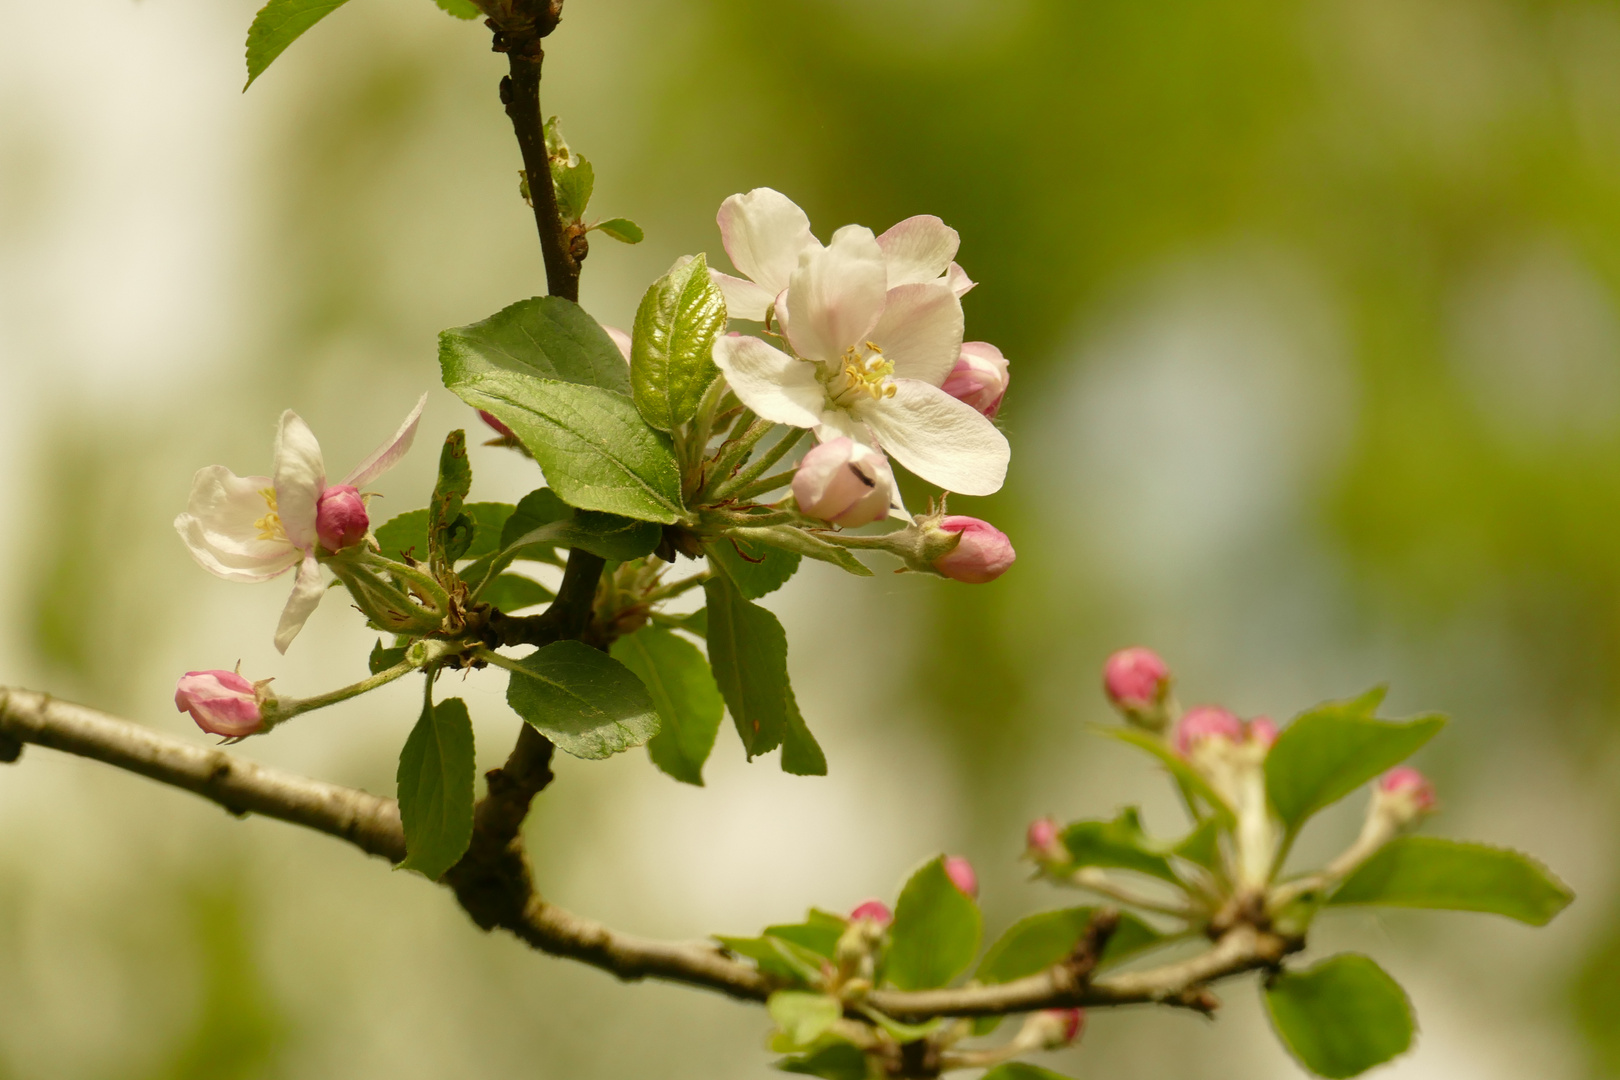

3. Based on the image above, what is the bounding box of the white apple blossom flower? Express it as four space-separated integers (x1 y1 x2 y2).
711 226 1009 496
175 394 427 653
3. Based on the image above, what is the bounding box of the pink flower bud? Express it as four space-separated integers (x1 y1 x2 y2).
315 484 369 552
849 899 893 926
1379 767 1436 811
1051 1008 1086 1046
1026 816 1060 853
1174 706 1245 757
175 670 264 738
944 855 978 899
931 516 1015 584
1025 1007 1086 1050
792 438 895 528
479 410 517 440
1247 716 1279 748
1103 647 1171 711
941 342 1010 417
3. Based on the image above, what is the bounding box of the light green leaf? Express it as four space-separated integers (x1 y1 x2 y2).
1060 807 1182 884
886 856 982 991
244 0 350 89
707 541 801 600
1264 955 1414 1078
768 991 843 1048
1092 727 1235 826
397 696 476 880
976 907 1167 987
703 575 790 759
728 525 873 578
775 1041 868 1080
716 934 826 984
375 503 514 563
504 640 660 760
593 218 644 244
368 639 408 676
1266 691 1446 834
1174 818 1222 871
552 155 594 223
440 295 632 396
431 0 480 18
980 1065 1075 1080
631 254 726 431
481 573 552 613
611 626 722 786
427 431 474 574
499 488 574 552
764 910 847 959
1331 837 1572 926
782 684 827 777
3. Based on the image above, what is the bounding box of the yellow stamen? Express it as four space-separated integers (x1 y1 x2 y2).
254 487 287 542
829 342 896 405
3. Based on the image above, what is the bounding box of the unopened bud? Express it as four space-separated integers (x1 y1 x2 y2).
1376 766 1436 827
1103 647 1172 730
793 438 895 528
941 342 1010 418
1174 706 1245 757
1025 816 1066 864
175 669 266 738
849 899 893 927
478 410 517 440
1247 716 1279 749
930 516 1015 584
1021 1007 1086 1050
315 485 369 552
944 855 978 899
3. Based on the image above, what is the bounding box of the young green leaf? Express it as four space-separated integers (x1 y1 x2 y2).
431 0 480 18
781 685 828 777
499 488 574 551
1265 694 1446 834
728 525 873 578
979 1065 1075 1080
244 0 351 89
703 575 790 758
504 640 660 760
707 540 801 600
481 573 553 613
1091 727 1235 826
1174 817 1222 871
593 218 645 244
368 639 408 676
397 696 476 880
440 295 632 396
764 910 847 959
768 991 843 1048
552 155 594 223
775 1041 868 1080
1330 837 1572 926
611 626 723 786
1060 807 1182 884
375 503 515 563
631 254 726 432
427 431 474 575
886 856 983 991
1264 955 1414 1079
976 907 1167 987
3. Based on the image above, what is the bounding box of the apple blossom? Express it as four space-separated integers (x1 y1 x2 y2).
174 394 426 653
944 855 978 898
930 516 1016 583
941 342 1010 417
792 437 895 528
1103 647 1172 730
849 899 893 926
1173 706 1246 757
175 669 266 738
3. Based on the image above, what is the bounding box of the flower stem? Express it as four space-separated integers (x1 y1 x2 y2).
710 428 807 501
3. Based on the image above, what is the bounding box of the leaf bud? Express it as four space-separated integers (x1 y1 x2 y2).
1173 705 1245 757
1102 647 1172 731
175 669 269 738
792 437 895 529
929 516 1015 584
315 485 369 552
941 342 1010 418
944 855 979 899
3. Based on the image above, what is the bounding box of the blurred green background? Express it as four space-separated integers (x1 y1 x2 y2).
0 0 1615 1075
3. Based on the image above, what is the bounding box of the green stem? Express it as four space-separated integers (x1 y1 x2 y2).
641 570 711 604
722 468 799 504
697 414 772 502
711 428 806 501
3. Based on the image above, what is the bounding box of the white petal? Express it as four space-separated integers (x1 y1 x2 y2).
869 282 964 387
604 325 633 362
342 392 427 489
175 511 300 582
712 335 825 428
945 262 976 297
814 407 868 445
716 188 821 296
855 379 1009 496
785 225 887 364
274 552 327 653
175 466 300 578
877 215 960 287
273 411 326 550
711 270 779 323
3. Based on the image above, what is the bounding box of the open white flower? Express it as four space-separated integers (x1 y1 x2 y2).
712 227 1008 496
711 188 974 323
175 394 427 653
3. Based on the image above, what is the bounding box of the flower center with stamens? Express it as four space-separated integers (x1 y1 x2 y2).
825 342 896 407
254 488 287 543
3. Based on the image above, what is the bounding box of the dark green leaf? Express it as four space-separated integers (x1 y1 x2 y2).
1264 955 1414 1078
886 857 982 991
375 503 514 564
980 1066 1075 1080
368 639 408 676
976 907 1167 987
499 488 574 552
594 218 645 244
397 696 475 880
707 539 801 600
703 575 790 758
1061 807 1182 884
631 254 726 431
1266 691 1446 834
782 685 828 777
1092 727 1235 825
1330 837 1572 926
552 155 594 223
440 295 631 395
481 573 553 613
243 0 350 89
431 0 480 18
611 627 723 786
768 991 842 1047
504 640 660 760
764 910 847 959
426 431 473 574
775 1041 868 1080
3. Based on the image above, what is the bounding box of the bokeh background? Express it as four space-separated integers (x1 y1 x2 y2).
0 0 1615 1076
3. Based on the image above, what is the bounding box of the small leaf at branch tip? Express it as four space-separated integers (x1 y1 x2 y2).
243 0 353 90
593 218 645 244
431 0 482 19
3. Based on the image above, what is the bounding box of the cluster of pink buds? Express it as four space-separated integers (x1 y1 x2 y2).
175 669 270 738
1174 706 1277 758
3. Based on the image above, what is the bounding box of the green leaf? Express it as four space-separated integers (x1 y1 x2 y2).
431 0 480 18
764 910 847 959
427 431 474 573
979 1065 1075 1080
782 685 828 777
552 155 594 223
653 607 707 638
243 0 350 89
499 488 574 552
716 934 826 984
1265 692 1446 834
504 640 660 760
775 1041 868 1080
1174 817 1222 871
703 575 790 759
375 503 514 564
768 991 843 1048
728 525 873 578
630 254 726 431
397 696 476 880
1330 837 1573 926
886 856 983 991
481 573 553 613
1264 955 1414 1078
593 218 645 244
1061 807 1182 884
707 541 801 600
976 907 1167 987
611 627 723 786
1092 727 1235 826
368 639 408 676
441 295 631 396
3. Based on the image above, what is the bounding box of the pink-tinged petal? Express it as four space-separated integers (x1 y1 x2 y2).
942 342 1011 417
792 437 894 528
175 512 301 581
272 411 326 550
785 225 887 364
604 325 633 363
175 465 302 580
855 379 1009 496
716 188 821 296
945 262 976 297
273 551 326 654
342 392 427 489
868 282 964 387
175 670 264 738
931 517 1015 584
712 335 825 428
711 270 779 323
877 215 960 287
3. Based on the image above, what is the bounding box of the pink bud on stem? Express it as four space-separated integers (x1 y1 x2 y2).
1025 816 1066 866
941 342 1011 418
315 485 369 552
792 438 895 528
1174 705 1245 757
1246 716 1279 749
944 855 978 899
1102 647 1172 730
848 899 893 927
175 670 265 738
931 517 1016 584
1023 1007 1087 1050
1377 766 1437 825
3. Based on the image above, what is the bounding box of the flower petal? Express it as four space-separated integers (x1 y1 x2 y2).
342 392 427 489
869 282 964 387
273 411 326 550
713 335 825 428
175 512 301 582
604 324 633 362
717 188 821 296
785 225 887 364
814 407 868 445
175 466 301 580
877 215 960 287
855 379 1009 496
945 262 976 297
273 551 326 653
711 270 780 323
